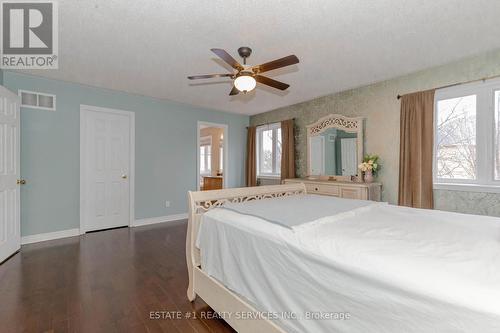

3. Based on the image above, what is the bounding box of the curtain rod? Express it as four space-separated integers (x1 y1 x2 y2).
397 73 500 100
246 118 295 129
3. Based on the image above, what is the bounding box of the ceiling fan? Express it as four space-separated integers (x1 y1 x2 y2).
187 47 299 95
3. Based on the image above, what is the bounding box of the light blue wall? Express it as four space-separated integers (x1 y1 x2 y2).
0 69 4 84
320 128 337 175
2 71 249 236
334 131 357 175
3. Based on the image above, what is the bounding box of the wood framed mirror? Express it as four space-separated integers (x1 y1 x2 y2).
306 114 364 178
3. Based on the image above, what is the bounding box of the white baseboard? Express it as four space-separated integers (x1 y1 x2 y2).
133 213 188 227
21 214 188 245
21 228 81 245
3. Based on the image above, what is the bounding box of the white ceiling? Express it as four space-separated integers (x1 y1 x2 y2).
22 0 500 115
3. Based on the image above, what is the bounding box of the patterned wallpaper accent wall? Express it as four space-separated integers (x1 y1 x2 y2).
250 49 500 216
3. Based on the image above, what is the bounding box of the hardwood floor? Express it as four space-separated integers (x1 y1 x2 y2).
0 220 235 333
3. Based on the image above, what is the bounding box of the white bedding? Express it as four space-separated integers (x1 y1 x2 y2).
196 198 500 333
221 194 376 229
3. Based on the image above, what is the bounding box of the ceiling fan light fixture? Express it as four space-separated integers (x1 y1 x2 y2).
187 47 299 96
234 74 256 93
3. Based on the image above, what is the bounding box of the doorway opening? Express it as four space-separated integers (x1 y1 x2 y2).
197 122 228 191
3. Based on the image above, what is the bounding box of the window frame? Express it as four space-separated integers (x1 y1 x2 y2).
219 145 224 172
433 78 500 193
256 122 282 178
199 136 212 176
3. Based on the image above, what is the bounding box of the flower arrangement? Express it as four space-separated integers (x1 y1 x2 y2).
358 154 380 175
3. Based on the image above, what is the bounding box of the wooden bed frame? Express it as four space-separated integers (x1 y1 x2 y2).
186 183 307 333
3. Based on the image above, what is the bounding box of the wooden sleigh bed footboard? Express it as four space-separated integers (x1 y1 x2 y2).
186 183 307 333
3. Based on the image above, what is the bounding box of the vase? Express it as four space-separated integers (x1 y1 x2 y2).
364 170 374 183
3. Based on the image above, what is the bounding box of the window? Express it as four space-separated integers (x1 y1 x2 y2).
200 136 212 176
257 123 281 177
219 146 224 172
435 95 477 180
434 78 500 191
495 90 500 179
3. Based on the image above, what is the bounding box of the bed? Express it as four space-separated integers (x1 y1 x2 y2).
186 184 500 332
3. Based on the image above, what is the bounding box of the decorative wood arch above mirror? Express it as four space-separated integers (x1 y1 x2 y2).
306 114 364 177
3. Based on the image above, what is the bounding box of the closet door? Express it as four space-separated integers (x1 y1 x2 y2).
81 106 133 232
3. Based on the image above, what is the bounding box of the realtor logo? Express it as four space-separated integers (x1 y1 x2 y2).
1 1 58 69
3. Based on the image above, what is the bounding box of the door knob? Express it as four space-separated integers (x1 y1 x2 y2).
121 175 128 179
17 179 26 185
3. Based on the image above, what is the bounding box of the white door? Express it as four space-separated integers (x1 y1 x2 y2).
81 107 132 232
341 138 357 175
310 136 325 175
0 86 20 263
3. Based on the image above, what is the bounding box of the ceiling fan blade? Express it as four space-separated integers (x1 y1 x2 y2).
253 55 299 73
211 48 243 70
255 75 290 90
229 86 239 96
187 74 233 80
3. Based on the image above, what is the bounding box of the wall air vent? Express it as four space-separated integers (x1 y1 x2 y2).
19 90 56 111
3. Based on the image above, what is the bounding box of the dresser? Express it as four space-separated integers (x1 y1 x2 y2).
202 176 223 191
283 178 382 201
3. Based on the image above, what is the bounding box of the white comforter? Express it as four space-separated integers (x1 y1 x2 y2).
197 200 500 333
